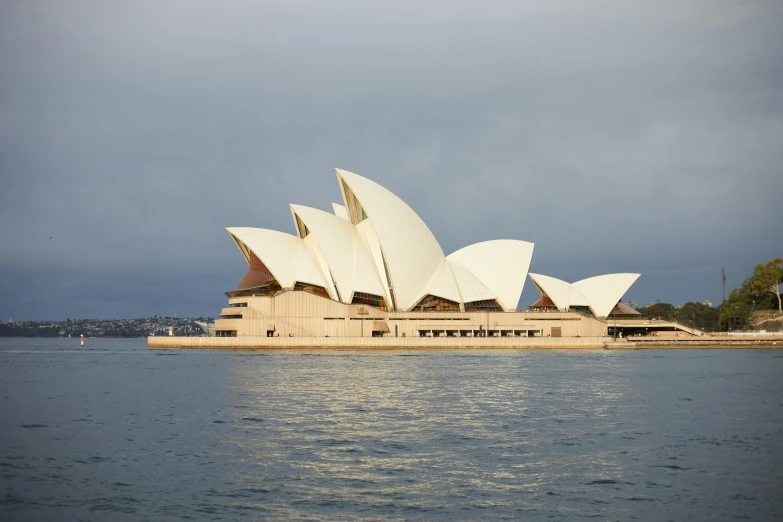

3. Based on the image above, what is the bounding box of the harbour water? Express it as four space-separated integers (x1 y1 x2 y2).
2 338 782 520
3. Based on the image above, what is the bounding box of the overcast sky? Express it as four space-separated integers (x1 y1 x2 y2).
1 0 781 320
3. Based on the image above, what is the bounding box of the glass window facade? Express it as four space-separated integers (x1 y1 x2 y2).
293 282 331 300
464 299 504 312
351 292 388 311
411 295 461 312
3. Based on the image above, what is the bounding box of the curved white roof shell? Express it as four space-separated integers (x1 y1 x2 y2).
568 285 590 306
226 227 326 289
448 262 497 304
290 204 385 303
296 238 329 288
355 219 395 309
573 273 641 318
424 261 463 304
331 202 349 221
352 229 387 298
529 273 572 311
336 168 445 311
529 272 640 318
448 240 534 311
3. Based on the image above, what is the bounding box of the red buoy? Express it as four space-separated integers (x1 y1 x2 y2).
80 334 85 347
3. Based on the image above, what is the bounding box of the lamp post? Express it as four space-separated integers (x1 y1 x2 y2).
613 304 617 340
357 306 369 337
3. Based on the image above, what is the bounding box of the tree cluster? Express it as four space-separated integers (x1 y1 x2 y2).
630 257 781 333
634 301 721 332
718 257 782 331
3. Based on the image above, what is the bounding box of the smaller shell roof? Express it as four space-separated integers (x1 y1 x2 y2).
529 273 571 311
529 272 640 318
573 273 641 318
226 227 327 290
331 202 349 221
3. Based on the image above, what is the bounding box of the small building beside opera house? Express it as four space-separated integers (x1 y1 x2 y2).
211 168 669 341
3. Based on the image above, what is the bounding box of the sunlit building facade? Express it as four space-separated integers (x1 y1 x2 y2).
214 169 642 339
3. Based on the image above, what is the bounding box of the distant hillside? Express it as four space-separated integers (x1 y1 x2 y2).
0 317 213 338
634 302 720 332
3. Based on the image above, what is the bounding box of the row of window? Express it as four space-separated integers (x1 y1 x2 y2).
411 295 461 312
418 330 540 338
351 291 389 311
464 300 504 312
293 282 331 300
228 271 503 314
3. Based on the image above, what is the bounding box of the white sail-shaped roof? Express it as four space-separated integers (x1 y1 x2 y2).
355 219 395 308
225 168 558 314
300 235 339 299
336 168 445 311
529 272 640 317
449 262 497 304
331 202 349 221
424 261 463 303
295 239 329 287
447 240 534 311
291 205 353 301
573 273 641 318
352 231 387 298
226 227 327 289
529 273 571 310
568 285 590 306
290 204 385 303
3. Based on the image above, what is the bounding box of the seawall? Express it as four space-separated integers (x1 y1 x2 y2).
149 335 783 350
148 336 609 349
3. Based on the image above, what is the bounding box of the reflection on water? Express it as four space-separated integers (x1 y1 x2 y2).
1 339 782 520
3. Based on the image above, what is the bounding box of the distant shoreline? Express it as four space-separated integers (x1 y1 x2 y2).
0 336 149 339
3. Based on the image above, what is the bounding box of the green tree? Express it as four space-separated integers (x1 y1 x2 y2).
718 281 754 331
674 302 720 332
636 302 676 321
717 260 780 331
751 257 783 314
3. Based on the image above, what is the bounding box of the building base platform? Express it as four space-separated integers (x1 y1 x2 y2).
149 335 611 349
149 335 783 350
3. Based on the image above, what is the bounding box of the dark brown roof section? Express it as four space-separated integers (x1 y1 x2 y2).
610 302 641 315
529 294 556 308
226 251 283 298
235 251 277 290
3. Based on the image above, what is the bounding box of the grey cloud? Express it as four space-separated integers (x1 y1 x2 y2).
1 0 781 319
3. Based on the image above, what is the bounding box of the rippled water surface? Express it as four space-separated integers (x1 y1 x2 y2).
2 339 782 520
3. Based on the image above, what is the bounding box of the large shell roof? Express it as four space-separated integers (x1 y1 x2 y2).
289 204 386 302
335 168 445 310
226 168 541 311
448 240 535 312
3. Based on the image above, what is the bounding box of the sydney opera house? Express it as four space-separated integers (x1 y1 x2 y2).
212 169 647 341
